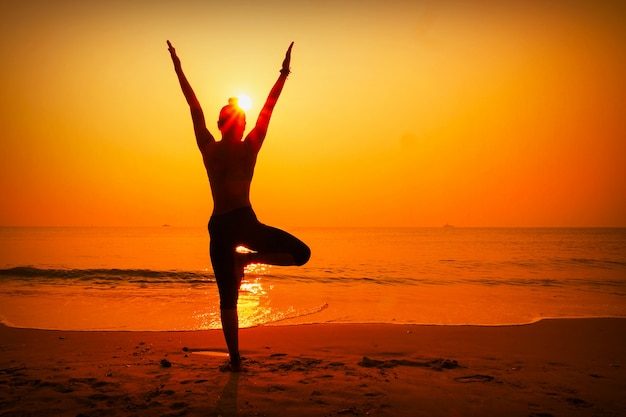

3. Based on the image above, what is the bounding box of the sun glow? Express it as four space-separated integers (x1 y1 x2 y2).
237 94 252 111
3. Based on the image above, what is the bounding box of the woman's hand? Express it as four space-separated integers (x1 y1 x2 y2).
167 40 181 66
280 42 293 75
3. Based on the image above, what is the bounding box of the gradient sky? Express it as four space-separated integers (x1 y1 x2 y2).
1 0 624 227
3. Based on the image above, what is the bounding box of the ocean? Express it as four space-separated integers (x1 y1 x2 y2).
1 227 625 331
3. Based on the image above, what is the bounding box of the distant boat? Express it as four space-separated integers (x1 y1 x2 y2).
443 224 455 228
162 224 171 227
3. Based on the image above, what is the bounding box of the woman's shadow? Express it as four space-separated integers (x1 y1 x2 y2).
215 371 240 416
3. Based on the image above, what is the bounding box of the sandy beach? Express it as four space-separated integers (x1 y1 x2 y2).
1 318 625 417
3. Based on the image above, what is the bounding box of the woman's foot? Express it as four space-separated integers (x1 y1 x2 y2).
230 355 242 372
220 355 242 372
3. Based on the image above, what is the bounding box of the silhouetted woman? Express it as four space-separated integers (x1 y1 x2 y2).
167 41 310 371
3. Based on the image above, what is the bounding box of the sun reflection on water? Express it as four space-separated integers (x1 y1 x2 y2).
240 275 267 295
192 246 328 330
244 263 271 277
239 262 273 328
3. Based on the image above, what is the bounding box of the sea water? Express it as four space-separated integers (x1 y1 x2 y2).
1 227 625 331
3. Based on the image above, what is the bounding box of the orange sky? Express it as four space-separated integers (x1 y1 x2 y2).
1 0 625 227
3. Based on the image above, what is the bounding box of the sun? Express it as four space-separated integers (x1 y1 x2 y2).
237 94 252 111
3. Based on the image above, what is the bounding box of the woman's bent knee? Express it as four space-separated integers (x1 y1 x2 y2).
294 244 311 266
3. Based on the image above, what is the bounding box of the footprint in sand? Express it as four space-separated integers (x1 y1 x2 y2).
566 397 593 408
453 374 494 383
358 356 459 370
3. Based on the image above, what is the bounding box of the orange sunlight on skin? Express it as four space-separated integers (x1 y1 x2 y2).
0 0 625 227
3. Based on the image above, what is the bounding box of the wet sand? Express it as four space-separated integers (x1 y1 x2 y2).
1 318 625 416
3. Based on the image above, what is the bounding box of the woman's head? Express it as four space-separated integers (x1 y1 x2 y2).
218 97 246 139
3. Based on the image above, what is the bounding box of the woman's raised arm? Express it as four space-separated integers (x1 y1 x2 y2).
167 40 214 149
247 42 294 151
